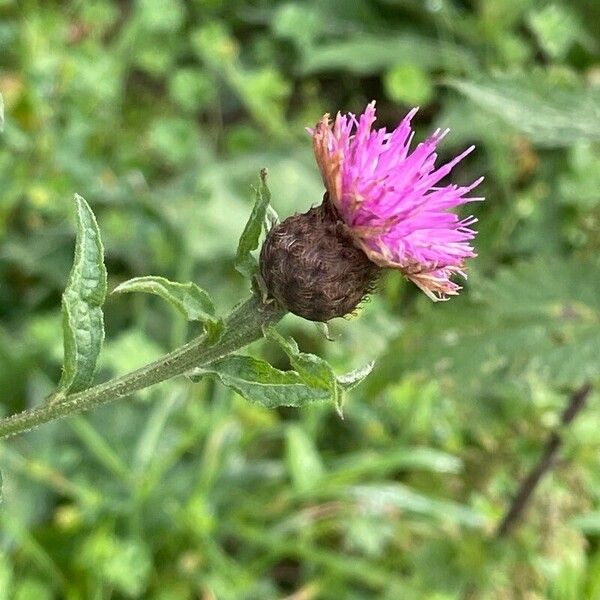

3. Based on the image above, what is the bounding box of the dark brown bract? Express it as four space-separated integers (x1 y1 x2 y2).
259 196 380 322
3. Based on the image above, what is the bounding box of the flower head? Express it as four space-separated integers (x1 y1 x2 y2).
311 101 484 300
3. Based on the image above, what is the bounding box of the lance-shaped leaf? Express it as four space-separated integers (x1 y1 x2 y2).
336 361 375 392
265 327 374 413
57 195 107 395
235 168 271 279
266 327 338 394
265 204 280 229
347 483 487 528
112 276 223 339
190 355 331 408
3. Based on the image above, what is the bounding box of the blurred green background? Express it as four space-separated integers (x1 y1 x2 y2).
2 0 600 598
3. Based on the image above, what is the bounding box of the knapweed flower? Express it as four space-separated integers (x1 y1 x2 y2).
260 101 483 322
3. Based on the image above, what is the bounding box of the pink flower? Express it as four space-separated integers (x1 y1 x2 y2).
311 101 484 301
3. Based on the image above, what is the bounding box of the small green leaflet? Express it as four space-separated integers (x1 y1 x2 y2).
190 355 331 408
337 361 375 392
57 195 107 395
113 276 223 339
188 326 373 413
266 327 339 395
265 204 280 229
235 168 272 279
266 327 374 414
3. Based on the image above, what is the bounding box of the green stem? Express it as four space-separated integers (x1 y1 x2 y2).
0 295 285 440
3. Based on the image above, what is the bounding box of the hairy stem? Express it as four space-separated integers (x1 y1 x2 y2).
496 383 592 537
0 295 285 440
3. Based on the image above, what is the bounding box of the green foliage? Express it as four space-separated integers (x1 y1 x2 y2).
449 72 600 147
235 169 272 280
2 0 600 598
266 327 372 414
57 195 107 395
113 276 223 339
373 258 600 397
286 424 325 492
301 33 475 75
384 64 434 106
191 354 332 408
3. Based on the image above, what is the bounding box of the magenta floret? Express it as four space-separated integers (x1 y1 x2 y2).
311 101 484 300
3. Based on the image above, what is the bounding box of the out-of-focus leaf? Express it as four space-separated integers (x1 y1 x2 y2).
190 354 331 408
168 68 215 112
484 259 600 386
571 512 600 535
272 2 322 49
337 361 375 392
56 195 107 395
384 64 433 106
301 33 475 75
286 424 325 492
448 72 600 147
0 551 11 600
79 532 152 597
235 169 271 280
0 93 4 132
327 448 462 486
136 0 185 33
559 142 600 209
527 4 583 60
373 259 600 395
112 276 223 339
148 117 201 166
348 484 487 528
13 580 53 600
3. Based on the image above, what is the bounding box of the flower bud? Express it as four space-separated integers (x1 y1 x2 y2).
259 196 380 322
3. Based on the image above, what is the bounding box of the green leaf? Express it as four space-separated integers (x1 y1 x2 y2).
112 276 223 339
0 93 4 132
384 64 433 106
57 195 107 395
527 4 581 60
285 424 325 493
265 327 340 405
193 328 371 412
265 204 280 229
348 483 487 528
235 168 271 279
80 532 152 597
190 355 330 408
266 328 333 388
301 33 475 75
571 511 600 535
337 361 375 392
373 258 600 395
266 327 374 411
327 448 462 486
448 72 600 147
